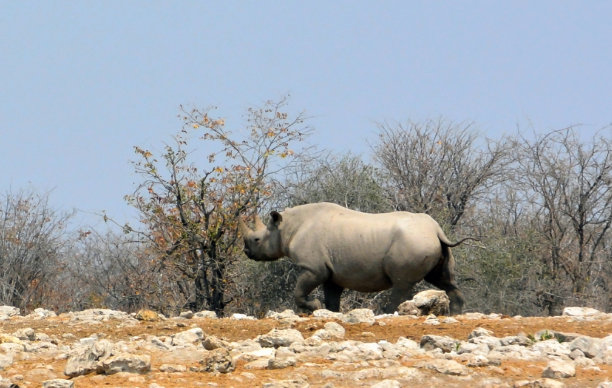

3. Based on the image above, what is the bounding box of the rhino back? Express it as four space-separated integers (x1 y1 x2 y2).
280 203 444 291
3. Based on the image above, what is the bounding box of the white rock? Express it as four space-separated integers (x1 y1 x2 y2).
415 358 469 375
569 336 602 358
342 308 376 324
312 321 345 340
469 335 502 350
230 313 256 320
312 309 343 319
0 306 20 319
42 379 74 388
468 327 494 339
193 310 217 318
159 364 187 372
412 290 450 316
420 335 460 353
265 309 305 323
268 355 297 369
64 339 113 377
101 353 151 375
541 360 576 378
28 308 57 319
531 339 571 358
199 348 235 373
562 306 603 317
371 379 401 388
258 329 304 348
171 327 204 347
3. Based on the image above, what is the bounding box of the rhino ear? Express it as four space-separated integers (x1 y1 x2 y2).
270 211 283 227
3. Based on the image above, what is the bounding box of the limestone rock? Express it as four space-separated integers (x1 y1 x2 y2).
342 308 375 324
198 348 235 373
100 353 151 375
194 310 218 319
398 290 450 316
64 339 113 377
259 329 304 348
415 358 469 376
420 334 460 353
562 306 604 317
42 379 74 388
0 306 20 320
541 360 576 379
171 327 204 347
312 322 345 340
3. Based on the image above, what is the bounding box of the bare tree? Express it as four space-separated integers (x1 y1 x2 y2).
126 97 311 315
278 153 391 212
373 119 510 228
514 127 612 313
0 190 72 311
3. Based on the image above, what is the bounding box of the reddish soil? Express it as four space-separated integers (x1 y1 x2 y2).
1 314 610 387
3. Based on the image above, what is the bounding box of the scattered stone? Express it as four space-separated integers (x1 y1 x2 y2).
569 336 601 358
541 360 576 379
468 327 494 339
397 301 419 316
312 309 343 319
198 348 235 373
268 355 297 369
135 309 162 322
259 329 304 348
159 363 187 372
64 339 113 377
266 309 305 323
171 327 204 347
423 314 440 325
179 310 194 319
231 313 256 320
312 322 345 340
514 378 566 388
100 353 151 375
371 379 401 388
0 306 20 319
562 306 604 317
412 290 450 316
398 290 450 316
420 334 460 353
27 308 57 319
194 310 217 319
203 335 229 350
42 379 74 388
415 358 469 375
342 308 375 324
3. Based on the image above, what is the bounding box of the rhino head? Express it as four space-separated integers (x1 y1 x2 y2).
239 211 284 262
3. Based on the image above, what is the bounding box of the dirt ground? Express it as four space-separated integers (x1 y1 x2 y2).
1 313 611 387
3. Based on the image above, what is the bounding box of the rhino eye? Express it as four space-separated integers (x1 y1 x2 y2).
254 238 260 243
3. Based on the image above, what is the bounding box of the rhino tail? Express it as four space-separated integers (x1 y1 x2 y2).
437 227 478 248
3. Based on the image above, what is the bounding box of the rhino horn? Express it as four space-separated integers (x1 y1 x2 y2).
238 217 251 236
254 214 266 230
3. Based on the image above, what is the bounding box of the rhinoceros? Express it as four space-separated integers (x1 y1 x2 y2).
240 202 469 314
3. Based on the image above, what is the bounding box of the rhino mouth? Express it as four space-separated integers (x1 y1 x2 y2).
243 247 257 260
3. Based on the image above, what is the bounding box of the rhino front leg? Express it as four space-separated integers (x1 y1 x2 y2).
294 270 324 312
385 284 415 314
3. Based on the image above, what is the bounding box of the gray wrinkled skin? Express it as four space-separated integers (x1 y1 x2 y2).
241 202 466 314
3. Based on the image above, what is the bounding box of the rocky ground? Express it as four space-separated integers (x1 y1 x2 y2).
0 303 610 388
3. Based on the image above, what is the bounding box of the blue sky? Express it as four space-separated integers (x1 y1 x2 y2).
2 2 611 228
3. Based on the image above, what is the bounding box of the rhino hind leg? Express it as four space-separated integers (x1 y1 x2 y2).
323 281 343 312
424 251 465 315
385 283 416 314
294 270 325 312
